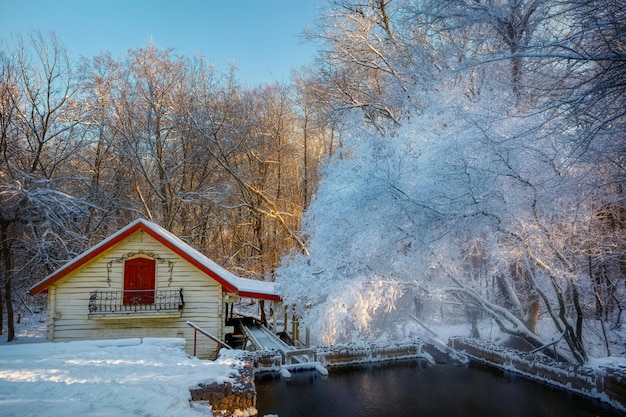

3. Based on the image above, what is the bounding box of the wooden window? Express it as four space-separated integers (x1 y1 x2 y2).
123 257 156 305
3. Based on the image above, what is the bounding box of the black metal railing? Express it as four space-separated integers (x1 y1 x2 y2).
88 289 184 314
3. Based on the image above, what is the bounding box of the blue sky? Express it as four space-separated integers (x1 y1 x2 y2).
0 0 324 85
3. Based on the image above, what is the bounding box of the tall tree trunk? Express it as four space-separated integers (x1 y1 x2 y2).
4 274 14 342
0 283 3 335
525 295 541 334
0 222 15 342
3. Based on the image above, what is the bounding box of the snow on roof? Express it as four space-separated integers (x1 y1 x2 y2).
29 218 280 301
144 219 280 299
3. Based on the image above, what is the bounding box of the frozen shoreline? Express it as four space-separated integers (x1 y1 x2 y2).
1 315 625 416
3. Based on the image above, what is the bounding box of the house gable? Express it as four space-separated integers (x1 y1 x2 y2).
30 219 280 301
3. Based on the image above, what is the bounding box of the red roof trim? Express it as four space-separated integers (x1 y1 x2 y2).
29 219 280 301
138 225 240 295
239 291 281 302
29 222 144 295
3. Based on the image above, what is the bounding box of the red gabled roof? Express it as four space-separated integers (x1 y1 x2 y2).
29 219 281 301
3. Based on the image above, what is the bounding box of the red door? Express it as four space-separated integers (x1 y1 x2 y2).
123 258 156 305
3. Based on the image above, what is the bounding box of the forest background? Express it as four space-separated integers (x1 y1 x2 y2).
1 0 625 366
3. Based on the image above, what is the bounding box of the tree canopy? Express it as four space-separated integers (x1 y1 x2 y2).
276 0 626 364
1 1 624 364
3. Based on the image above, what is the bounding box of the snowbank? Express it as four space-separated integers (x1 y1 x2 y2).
0 337 238 417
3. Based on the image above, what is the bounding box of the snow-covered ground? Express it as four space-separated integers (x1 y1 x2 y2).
0 316 244 417
1 312 625 417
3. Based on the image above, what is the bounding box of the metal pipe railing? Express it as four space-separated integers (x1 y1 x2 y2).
186 320 232 356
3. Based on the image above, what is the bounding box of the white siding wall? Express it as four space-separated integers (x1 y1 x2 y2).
48 231 226 359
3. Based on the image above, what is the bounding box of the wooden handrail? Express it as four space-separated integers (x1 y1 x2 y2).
186 321 232 356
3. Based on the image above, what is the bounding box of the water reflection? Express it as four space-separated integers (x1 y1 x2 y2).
256 360 622 417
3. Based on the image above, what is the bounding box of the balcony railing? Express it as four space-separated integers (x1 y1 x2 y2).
88 289 184 315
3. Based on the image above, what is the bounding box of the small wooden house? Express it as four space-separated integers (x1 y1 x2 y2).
29 219 280 358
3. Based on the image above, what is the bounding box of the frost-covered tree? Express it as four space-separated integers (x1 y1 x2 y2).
0 33 89 341
306 0 440 130
411 0 555 98
187 76 311 273
75 52 135 240
276 81 615 363
277 0 625 364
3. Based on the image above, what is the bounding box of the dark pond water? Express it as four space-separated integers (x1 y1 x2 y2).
256 360 624 417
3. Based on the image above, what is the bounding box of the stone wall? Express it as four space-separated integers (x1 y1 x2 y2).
315 339 428 367
449 337 626 412
249 339 429 372
188 339 430 415
189 355 257 416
